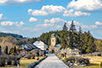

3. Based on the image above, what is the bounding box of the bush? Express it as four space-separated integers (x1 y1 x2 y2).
66 56 90 66
0 56 6 67
100 62 102 67
24 54 35 59
36 57 39 60
7 57 12 65
61 53 64 57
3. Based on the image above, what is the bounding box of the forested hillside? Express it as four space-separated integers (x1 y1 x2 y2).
0 32 23 40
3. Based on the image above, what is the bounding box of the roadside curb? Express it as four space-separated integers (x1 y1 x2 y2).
55 54 75 68
25 56 47 68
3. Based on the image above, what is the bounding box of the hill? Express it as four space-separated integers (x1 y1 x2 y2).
0 32 23 40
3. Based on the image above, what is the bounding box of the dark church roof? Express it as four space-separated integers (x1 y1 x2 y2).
19 43 39 50
51 33 56 37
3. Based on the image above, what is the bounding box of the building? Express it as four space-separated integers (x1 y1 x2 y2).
51 33 56 52
19 43 40 56
33 40 48 52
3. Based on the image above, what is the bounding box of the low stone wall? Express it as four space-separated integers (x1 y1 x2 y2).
25 56 47 68
55 54 75 68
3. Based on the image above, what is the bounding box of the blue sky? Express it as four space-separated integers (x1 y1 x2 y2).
0 0 102 39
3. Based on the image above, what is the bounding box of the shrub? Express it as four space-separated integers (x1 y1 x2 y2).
66 56 90 66
43 55 45 57
0 56 6 67
61 53 64 57
24 54 35 59
100 62 102 67
36 57 39 60
59 55 62 57
7 56 12 65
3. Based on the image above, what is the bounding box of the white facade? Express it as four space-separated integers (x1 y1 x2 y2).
33 41 48 50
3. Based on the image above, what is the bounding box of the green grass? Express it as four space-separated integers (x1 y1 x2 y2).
74 63 102 68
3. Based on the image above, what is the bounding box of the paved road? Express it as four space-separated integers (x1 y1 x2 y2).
34 54 69 68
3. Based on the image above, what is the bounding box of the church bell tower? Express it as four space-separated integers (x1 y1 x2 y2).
51 33 56 52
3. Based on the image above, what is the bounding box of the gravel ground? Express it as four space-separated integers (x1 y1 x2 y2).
34 54 69 68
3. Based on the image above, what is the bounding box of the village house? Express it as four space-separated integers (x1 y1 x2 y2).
19 43 40 56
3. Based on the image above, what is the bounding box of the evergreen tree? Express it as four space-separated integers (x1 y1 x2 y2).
14 45 16 53
86 36 96 53
63 23 68 31
9 47 14 54
0 45 1 54
69 20 76 49
70 20 76 32
60 23 68 49
95 40 102 52
77 26 83 55
4 46 8 54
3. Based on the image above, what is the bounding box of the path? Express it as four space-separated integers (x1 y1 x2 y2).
34 54 69 68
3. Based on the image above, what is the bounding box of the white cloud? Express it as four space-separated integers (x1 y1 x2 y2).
31 10 48 16
28 9 33 14
28 5 66 16
63 9 90 17
44 18 67 24
95 21 102 25
67 0 102 11
0 13 6 20
36 18 67 30
17 21 25 26
29 17 37 22
1 21 25 26
81 25 97 29
0 0 43 5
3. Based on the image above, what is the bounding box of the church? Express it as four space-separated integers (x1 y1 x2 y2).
50 33 80 55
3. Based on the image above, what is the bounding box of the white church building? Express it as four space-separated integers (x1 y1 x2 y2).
33 40 48 52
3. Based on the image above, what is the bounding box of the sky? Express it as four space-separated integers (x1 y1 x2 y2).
0 0 102 39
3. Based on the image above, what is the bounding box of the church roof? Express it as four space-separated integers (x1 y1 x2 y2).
51 33 56 37
33 40 48 50
33 40 45 46
19 43 39 50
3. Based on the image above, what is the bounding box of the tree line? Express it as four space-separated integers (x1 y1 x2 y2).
39 20 97 54
60 20 96 54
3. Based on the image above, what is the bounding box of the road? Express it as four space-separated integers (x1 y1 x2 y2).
34 54 69 68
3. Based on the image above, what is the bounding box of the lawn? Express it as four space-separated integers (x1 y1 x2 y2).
0 57 43 68
65 55 102 68
75 63 102 68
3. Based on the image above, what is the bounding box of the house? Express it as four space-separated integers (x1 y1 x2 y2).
19 43 40 56
33 40 48 53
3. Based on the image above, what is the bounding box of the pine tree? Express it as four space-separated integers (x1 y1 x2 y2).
69 20 76 49
77 26 83 55
70 20 76 32
63 23 68 31
86 36 96 53
0 45 1 55
4 46 8 54
60 23 68 50
14 45 16 53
